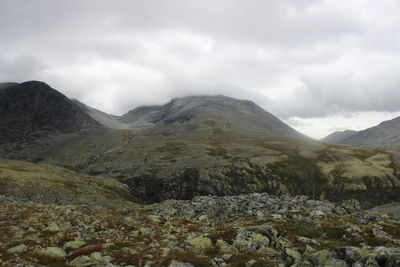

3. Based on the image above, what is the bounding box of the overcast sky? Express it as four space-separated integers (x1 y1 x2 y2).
1 0 400 138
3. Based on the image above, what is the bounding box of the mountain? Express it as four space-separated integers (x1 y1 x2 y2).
1 81 400 207
321 130 358 144
0 81 100 142
121 95 304 138
74 94 305 138
0 82 18 90
322 116 400 149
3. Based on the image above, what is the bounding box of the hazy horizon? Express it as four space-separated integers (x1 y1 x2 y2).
2 0 400 138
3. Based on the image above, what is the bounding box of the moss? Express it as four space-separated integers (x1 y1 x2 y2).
226 252 277 266
272 219 350 249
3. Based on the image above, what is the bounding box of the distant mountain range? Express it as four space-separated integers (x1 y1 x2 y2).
322 116 400 149
1 80 400 207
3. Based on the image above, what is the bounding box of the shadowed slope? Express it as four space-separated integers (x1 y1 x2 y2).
0 81 100 142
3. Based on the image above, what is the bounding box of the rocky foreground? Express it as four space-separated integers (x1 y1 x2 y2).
1 193 400 267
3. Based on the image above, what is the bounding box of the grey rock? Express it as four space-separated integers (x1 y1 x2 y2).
168 261 195 267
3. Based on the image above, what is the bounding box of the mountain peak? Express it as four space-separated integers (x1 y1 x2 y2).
0 81 100 142
121 94 303 138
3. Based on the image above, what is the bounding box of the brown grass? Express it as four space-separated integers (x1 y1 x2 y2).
157 250 210 267
208 224 237 245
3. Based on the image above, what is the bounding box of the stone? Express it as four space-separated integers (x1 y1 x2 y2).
334 247 368 264
168 260 195 267
354 256 380 267
385 254 400 267
212 257 227 267
7 244 27 254
63 241 87 250
276 237 292 248
44 222 60 232
286 248 302 263
122 247 138 255
216 239 237 254
233 231 270 252
69 255 94 266
307 249 337 266
90 251 103 262
198 215 208 221
310 210 326 217
250 224 278 241
372 228 391 240
246 259 257 266
35 247 66 258
139 227 152 235
340 199 361 213
297 236 321 246
185 236 213 253
221 254 233 260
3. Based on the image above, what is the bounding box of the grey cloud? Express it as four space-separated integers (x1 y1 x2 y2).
1 0 400 123
0 55 46 82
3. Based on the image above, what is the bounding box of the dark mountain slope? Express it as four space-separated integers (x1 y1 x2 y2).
322 116 400 149
0 82 18 90
0 81 100 142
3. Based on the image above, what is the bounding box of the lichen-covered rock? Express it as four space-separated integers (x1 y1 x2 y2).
44 222 60 232
233 230 270 252
63 240 87 250
285 248 302 264
35 247 66 258
334 246 368 264
185 235 213 253
297 236 321 246
354 256 380 267
7 244 27 254
169 260 195 267
69 255 94 266
216 239 237 254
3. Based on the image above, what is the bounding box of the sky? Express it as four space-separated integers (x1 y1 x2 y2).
1 0 400 139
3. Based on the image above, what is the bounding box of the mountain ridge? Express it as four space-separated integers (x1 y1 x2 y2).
322 116 400 149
